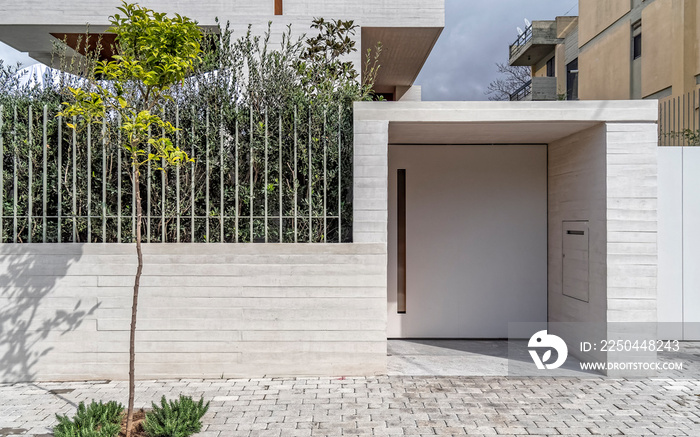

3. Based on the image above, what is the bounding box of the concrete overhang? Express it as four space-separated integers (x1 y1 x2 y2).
361 27 442 94
1 23 444 93
354 100 659 145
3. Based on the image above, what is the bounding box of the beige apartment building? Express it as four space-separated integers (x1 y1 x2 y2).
509 0 700 102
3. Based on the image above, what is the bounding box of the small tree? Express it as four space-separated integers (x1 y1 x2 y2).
485 62 531 101
59 3 202 436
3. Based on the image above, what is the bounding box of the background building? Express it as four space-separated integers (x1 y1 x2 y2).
509 0 700 102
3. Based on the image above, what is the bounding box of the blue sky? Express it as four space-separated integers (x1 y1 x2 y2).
0 0 578 101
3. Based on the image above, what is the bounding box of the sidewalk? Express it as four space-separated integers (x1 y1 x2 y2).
2 375 699 436
1 341 699 436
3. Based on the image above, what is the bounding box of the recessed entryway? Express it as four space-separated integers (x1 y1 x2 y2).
387 144 547 338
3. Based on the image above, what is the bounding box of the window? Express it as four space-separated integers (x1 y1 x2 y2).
632 20 642 59
274 0 283 15
546 56 555 77
566 58 578 101
633 34 642 59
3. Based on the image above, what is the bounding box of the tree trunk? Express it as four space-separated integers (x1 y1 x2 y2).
126 168 142 437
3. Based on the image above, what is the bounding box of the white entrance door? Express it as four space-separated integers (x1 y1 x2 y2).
387 144 547 338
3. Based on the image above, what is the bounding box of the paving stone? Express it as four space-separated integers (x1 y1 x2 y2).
1 344 699 437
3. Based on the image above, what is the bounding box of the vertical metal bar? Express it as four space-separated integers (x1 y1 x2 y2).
661 100 664 146
72 116 77 242
42 106 47 243
294 105 298 243
220 109 224 243
338 104 342 243
102 117 106 242
13 107 18 243
191 106 195 243
250 106 254 242
683 94 687 146
308 106 312 242
667 100 671 146
0 105 4 242
132 148 136 242
323 111 327 243
161 113 165 242
693 90 697 138
132 164 136 242
665 100 669 146
176 107 180 243
235 110 239 243
264 111 268 243
676 96 679 147
117 114 122 243
659 102 666 146
130 116 135 241
397 169 407 313
146 125 151 243
278 113 282 243
28 106 32 243
672 98 676 147
688 92 692 145
205 108 210 243
57 114 62 241
679 95 682 146
86 122 91 242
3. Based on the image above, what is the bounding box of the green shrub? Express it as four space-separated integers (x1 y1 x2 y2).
143 395 209 437
53 400 124 437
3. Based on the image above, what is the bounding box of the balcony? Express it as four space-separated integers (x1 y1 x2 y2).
509 21 562 66
509 77 558 101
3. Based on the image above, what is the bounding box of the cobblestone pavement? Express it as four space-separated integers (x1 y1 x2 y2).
1 344 699 436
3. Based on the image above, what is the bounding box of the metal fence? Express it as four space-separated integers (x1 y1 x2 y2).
0 103 354 244
659 90 700 146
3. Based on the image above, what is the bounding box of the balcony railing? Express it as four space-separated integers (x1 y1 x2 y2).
509 25 533 59
509 80 532 101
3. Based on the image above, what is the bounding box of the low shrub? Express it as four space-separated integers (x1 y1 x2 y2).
53 400 124 437
143 395 210 437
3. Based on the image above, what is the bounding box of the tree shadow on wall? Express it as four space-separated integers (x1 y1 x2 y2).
0 245 100 383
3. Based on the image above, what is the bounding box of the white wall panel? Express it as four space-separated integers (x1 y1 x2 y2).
657 147 683 339
683 148 700 339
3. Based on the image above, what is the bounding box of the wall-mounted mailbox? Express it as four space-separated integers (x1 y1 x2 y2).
562 221 589 302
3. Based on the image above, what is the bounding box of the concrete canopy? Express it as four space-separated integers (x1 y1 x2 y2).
0 0 445 93
354 100 659 144
361 27 442 95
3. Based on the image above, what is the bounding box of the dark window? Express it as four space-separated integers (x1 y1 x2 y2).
397 169 406 314
546 56 555 77
567 58 579 101
374 92 394 101
275 0 283 15
633 33 642 59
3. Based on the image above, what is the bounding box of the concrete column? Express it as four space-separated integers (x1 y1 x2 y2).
352 119 389 244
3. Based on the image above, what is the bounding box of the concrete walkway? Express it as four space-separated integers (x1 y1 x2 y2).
387 340 700 379
1 341 699 436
